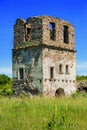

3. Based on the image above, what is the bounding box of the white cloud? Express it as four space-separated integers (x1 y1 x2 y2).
0 67 12 77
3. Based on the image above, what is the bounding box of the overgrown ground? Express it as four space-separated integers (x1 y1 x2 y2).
0 94 87 130
0 74 87 129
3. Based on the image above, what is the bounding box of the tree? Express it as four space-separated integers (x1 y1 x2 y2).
0 74 11 84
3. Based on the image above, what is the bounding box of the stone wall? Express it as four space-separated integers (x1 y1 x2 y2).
43 47 76 96
14 16 74 50
14 17 43 48
12 46 43 95
14 19 26 48
42 16 74 50
13 16 76 96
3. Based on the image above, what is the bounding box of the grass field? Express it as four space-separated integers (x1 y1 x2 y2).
0 94 87 130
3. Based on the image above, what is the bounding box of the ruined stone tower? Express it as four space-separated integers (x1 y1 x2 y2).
12 16 76 96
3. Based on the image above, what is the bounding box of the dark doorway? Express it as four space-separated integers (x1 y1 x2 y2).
55 88 65 97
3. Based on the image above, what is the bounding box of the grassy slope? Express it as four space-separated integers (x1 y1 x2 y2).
0 95 87 130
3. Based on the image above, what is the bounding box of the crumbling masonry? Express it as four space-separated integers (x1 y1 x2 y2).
12 16 76 96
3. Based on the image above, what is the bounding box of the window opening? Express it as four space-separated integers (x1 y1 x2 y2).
19 68 24 79
63 26 69 43
27 28 31 35
50 67 54 79
26 27 31 41
49 22 55 40
66 65 69 74
59 64 63 74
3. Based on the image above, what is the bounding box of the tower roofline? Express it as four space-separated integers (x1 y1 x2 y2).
15 15 74 27
26 15 73 26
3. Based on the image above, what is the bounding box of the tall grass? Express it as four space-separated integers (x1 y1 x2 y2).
0 94 87 130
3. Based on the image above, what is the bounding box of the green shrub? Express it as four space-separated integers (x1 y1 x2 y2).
0 74 12 96
76 75 87 81
0 74 11 84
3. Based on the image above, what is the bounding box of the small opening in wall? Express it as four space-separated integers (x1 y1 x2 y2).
62 79 64 82
49 22 55 41
27 28 31 35
19 68 24 80
66 80 68 83
59 64 63 74
66 65 69 74
63 25 69 43
45 79 47 82
73 80 75 83
40 79 42 83
26 27 31 41
50 67 54 79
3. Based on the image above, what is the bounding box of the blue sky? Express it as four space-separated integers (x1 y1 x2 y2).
0 0 87 77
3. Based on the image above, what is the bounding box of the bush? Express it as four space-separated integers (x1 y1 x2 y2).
0 74 12 96
76 75 87 81
0 74 11 84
